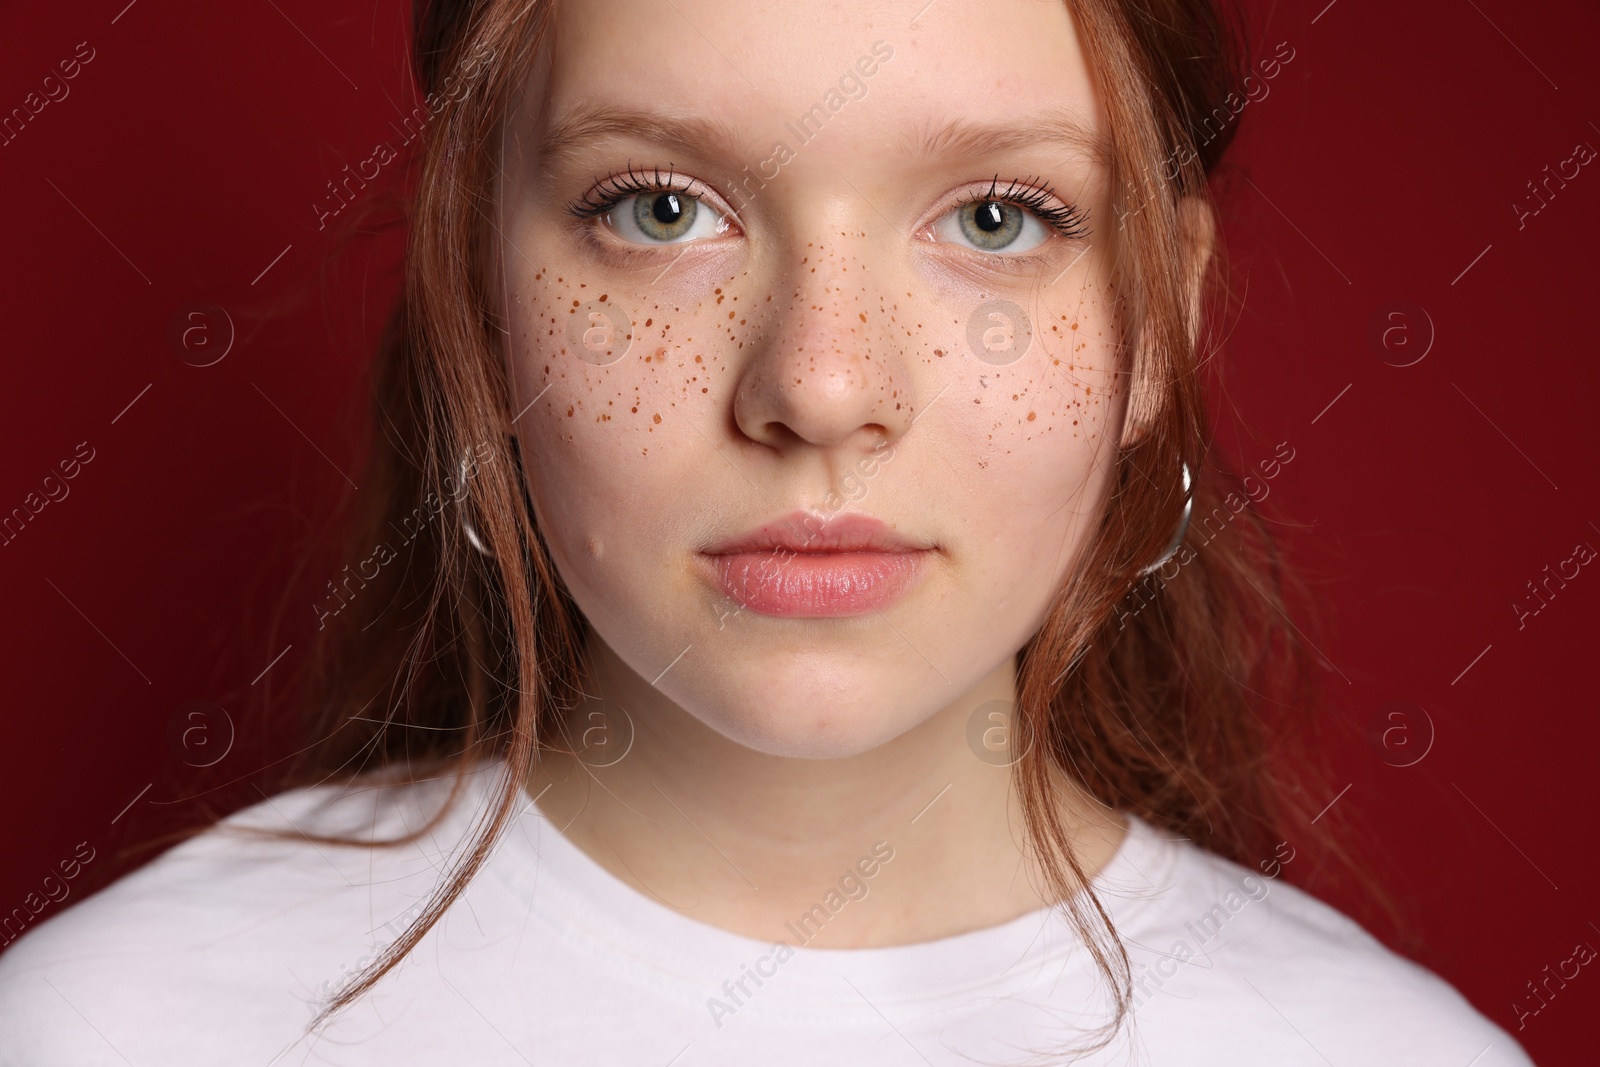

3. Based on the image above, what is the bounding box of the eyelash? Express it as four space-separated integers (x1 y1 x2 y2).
961 174 1091 241
565 167 1092 253
566 163 709 220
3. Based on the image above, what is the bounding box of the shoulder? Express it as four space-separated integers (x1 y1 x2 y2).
0 767 495 1066
1105 817 1537 1066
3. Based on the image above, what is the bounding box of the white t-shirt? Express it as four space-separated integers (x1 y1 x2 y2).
0 761 1535 1065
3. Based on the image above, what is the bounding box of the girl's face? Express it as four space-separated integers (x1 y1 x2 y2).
497 0 1129 759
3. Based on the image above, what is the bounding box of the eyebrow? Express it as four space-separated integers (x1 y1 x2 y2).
535 103 1109 171
904 109 1110 168
535 104 757 169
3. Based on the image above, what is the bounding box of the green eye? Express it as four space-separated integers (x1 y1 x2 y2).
570 169 731 247
958 200 1026 251
934 196 1054 255
633 191 698 242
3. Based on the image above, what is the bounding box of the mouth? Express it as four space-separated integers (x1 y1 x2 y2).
698 511 935 618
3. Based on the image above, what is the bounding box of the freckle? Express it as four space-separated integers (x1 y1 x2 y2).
566 406 574 417
571 300 579 309
653 413 662 424
645 318 653 326
631 405 638 413
599 293 608 302
1027 411 1037 421
933 349 944 357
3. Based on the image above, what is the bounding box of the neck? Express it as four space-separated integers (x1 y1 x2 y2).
524 634 1126 948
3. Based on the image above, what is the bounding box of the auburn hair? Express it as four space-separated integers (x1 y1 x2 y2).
215 0 1341 1051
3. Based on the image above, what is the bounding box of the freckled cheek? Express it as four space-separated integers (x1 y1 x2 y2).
507 274 753 444
501 292 747 614
938 308 1121 459
1026 295 1122 431
968 328 1124 580
504 282 756 549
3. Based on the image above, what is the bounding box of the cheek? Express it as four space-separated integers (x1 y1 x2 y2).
945 284 1121 500
935 283 1123 607
966 286 1120 449
502 266 744 584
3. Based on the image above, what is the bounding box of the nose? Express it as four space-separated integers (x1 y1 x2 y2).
731 236 919 457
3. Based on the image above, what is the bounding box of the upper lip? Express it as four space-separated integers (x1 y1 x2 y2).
703 511 930 554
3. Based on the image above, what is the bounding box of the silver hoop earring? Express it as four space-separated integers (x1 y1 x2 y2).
1138 462 1193 577
459 450 494 558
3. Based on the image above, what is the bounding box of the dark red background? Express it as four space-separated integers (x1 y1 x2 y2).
1 1 1595 1062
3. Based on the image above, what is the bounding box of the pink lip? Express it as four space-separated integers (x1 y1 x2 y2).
700 511 934 617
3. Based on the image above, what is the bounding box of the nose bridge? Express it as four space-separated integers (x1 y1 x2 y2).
734 226 917 452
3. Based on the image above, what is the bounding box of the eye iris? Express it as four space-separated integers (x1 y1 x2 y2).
634 191 697 241
960 200 1022 250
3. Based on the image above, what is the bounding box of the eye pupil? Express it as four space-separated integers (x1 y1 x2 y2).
651 193 684 225
974 201 1005 233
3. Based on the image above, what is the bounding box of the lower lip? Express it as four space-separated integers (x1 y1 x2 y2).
701 549 933 618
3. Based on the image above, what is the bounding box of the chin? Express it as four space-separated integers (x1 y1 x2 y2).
679 671 934 761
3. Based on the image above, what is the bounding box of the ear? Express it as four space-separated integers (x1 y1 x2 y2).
1117 196 1216 451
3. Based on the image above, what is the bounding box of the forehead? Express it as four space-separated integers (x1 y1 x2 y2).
527 0 1107 169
